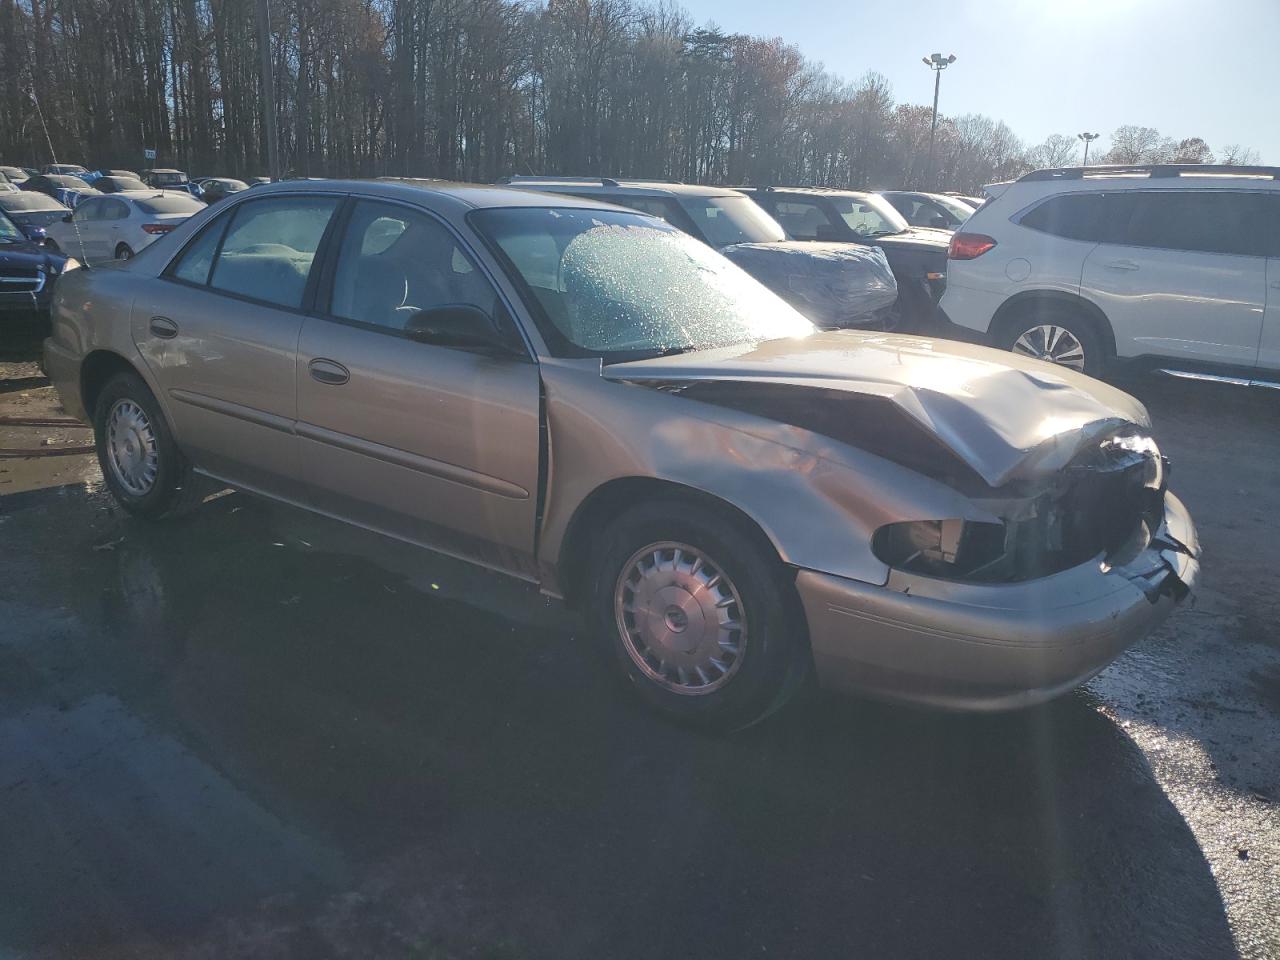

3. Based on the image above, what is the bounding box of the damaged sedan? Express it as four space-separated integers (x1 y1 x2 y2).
43 180 1198 728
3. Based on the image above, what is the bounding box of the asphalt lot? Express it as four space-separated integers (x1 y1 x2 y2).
1 319 1278 960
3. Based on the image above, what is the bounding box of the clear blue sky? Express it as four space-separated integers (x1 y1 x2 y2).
677 0 1278 164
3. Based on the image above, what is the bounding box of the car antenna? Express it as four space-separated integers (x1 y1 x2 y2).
26 83 90 268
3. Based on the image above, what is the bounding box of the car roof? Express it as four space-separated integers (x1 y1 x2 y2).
500 176 743 199
243 177 633 213
739 185 873 199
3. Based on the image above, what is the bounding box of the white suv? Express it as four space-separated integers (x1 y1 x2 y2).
939 164 1280 382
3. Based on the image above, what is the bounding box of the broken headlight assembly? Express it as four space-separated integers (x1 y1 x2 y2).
1098 432 1165 491
872 518 1008 580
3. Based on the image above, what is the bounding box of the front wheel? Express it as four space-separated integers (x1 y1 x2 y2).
591 501 808 730
93 371 207 519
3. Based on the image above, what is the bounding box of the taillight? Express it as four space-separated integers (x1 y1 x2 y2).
141 223 175 235
948 232 997 260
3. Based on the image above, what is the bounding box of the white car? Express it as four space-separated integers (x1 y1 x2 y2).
939 164 1280 382
43 191 207 264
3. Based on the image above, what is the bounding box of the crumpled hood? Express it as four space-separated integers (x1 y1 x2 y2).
720 241 898 328
603 330 1151 488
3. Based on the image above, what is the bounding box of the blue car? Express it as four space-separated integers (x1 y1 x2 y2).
0 208 68 317
0 191 71 245
20 173 102 209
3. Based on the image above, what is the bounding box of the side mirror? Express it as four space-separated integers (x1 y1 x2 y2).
814 223 843 242
404 304 519 355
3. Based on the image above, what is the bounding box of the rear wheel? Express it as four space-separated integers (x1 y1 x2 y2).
93 371 206 519
115 244 134 260
591 500 808 730
999 304 1107 377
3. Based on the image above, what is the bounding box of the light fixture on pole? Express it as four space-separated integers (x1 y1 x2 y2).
922 53 957 189
1077 131 1100 167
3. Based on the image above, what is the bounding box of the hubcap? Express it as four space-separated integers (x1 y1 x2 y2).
1012 324 1086 371
614 542 746 695
105 399 158 496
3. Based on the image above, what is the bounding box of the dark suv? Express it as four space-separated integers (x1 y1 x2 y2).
736 187 952 329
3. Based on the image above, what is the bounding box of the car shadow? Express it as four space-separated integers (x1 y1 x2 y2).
0 484 1240 959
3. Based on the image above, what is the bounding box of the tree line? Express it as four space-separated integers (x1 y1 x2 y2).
0 0 1262 190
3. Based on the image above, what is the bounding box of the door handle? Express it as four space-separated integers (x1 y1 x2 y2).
1103 259 1140 272
308 358 350 385
149 316 178 339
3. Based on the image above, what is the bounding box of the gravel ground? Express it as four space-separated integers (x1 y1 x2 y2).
1 318 1277 959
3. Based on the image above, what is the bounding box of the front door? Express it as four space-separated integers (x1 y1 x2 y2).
131 193 342 498
1081 190 1267 368
296 198 542 575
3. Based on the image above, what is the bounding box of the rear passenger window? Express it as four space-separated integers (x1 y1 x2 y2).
1018 193 1104 241
1119 191 1273 257
208 197 339 309
170 218 226 285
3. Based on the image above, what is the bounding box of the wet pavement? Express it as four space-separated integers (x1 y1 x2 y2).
1 319 1278 959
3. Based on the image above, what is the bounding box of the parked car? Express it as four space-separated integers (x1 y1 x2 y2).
43 191 206 263
735 186 952 330
43 179 1198 727
199 177 248 203
946 193 986 209
0 191 71 244
41 163 90 177
502 177 898 329
880 190 976 229
0 208 67 317
93 175 149 194
246 176 272 187
140 168 202 198
21 173 102 208
939 163 1280 380
0 165 31 184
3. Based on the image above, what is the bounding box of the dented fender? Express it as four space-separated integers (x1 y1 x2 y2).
535 357 1000 594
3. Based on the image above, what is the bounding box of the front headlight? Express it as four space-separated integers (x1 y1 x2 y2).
60 257 82 274
1100 432 1165 490
872 518 1007 579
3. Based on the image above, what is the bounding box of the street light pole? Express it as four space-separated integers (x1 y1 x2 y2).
1077 131 1100 167
922 53 956 190
256 0 281 182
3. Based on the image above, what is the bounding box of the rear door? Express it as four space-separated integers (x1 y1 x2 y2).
131 193 342 498
1081 190 1267 367
296 198 542 574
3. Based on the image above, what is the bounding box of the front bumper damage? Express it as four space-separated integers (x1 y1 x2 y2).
797 492 1199 711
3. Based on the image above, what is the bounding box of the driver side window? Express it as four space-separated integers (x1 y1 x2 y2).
72 198 102 222
329 200 499 335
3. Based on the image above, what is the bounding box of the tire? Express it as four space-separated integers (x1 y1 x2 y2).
115 244 134 260
998 304 1108 378
93 371 207 520
590 500 808 730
